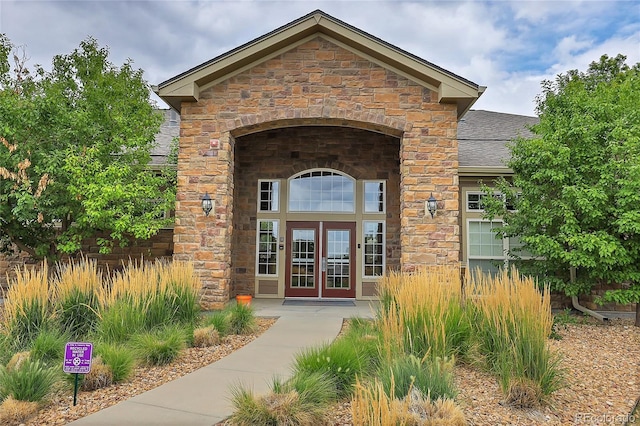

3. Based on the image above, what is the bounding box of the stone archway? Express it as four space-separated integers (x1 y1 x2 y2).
230 124 402 297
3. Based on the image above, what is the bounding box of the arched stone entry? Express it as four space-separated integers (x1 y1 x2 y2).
231 125 401 299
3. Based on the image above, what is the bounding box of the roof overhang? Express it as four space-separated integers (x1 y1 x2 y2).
459 166 513 177
156 10 484 118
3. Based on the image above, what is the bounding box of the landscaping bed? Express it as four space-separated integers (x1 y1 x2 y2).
27 317 638 426
326 318 639 426
24 318 275 426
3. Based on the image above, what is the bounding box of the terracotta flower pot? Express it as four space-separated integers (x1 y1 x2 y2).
236 294 252 307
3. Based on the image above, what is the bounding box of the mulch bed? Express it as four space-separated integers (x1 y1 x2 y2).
20 317 640 426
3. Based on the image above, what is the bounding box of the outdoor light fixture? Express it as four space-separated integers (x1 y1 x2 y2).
426 193 437 218
202 193 213 216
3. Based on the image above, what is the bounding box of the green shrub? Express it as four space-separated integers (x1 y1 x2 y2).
95 343 136 383
131 326 186 366
0 359 59 403
156 261 201 326
377 354 457 401
169 283 200 326
204 310 230 336
30 328 68 366
142 291 175 330
293 338 364 398
228 302 256 335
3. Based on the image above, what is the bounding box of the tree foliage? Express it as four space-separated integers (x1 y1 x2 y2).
482 54 640 321
0 35 175 261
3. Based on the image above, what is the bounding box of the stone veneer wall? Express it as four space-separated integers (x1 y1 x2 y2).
232 126 401 295
176 36 460 308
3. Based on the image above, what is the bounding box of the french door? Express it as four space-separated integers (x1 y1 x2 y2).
285 221 356 298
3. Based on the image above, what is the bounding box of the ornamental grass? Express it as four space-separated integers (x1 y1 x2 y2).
52 258 104 340
1 265 52 351
377 266 470 362
467 267 563 406
103 260 201 331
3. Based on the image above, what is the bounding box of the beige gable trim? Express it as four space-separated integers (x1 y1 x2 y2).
459 166 513 177
156 10 483 117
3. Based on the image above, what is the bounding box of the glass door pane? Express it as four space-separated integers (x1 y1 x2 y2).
291 229 315 288
326 230 350 289
322 222 356 298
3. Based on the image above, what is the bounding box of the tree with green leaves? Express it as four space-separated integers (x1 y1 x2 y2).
482 54 640 326
0 35 175 262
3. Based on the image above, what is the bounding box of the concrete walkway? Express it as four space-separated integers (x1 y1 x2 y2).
69 299 377 426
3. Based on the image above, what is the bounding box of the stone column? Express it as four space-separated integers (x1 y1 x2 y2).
173 112 234 309
399 97 460 272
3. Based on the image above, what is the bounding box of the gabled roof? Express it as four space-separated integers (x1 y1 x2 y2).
458 110 538 173
155 10 484 118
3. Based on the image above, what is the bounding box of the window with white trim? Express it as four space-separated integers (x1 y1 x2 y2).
467 220 505 275
256 220 278 276
467 220 533 274
364 181 385 213
363 221 385 277
288 170 355 212
258 180 280 212
466 191 519 212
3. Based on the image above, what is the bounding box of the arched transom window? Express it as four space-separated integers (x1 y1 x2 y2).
288 170 355 212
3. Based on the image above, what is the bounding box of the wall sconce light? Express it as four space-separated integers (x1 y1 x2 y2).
202 193 213 216
426 193 437 218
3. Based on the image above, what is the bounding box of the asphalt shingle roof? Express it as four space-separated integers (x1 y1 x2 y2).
458 110 539 168
150 109 179 166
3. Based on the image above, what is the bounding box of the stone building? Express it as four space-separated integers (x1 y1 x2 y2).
155 10 492 308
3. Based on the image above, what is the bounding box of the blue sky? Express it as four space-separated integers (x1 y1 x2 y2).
1 0 638 116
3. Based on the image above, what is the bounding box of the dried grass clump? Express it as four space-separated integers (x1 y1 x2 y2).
504 377 543 408
403 388 467 426
81 357 113 391
6 351 30 371
352 378 467 426
193 326 220 347
0 396 39 425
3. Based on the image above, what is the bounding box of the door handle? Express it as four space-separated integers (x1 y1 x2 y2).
321 257 327 272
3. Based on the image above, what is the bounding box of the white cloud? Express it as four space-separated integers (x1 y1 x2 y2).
1 0 638 116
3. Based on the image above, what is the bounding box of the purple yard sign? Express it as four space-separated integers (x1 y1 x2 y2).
63 342 93 374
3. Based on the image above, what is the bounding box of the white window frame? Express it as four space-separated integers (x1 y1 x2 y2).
466 219 507 269
362 220 386 278
257 179 280 213
363 180 386 214
287 168 356 214
255 219 279 277
466 190 520 212
467 219 534 273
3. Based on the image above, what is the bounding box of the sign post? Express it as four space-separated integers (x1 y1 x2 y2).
63 342 93 406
